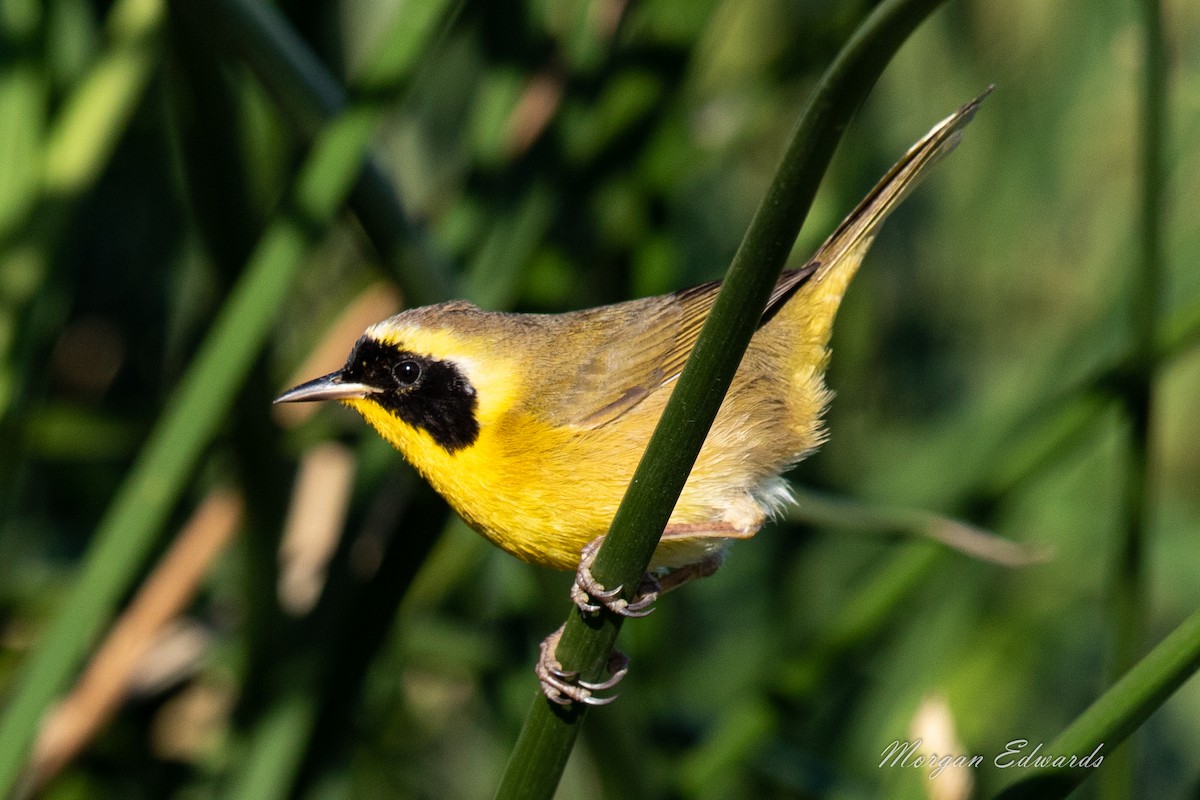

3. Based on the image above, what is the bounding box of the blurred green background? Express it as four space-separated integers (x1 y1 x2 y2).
1 0 1197 797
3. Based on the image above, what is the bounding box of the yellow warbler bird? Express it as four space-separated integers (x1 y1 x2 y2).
277 92 986 703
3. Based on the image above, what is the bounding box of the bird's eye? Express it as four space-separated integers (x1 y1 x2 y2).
395 359 422 386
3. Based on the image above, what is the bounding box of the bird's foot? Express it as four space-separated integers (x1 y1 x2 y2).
536 624 630 706
570 537 660 617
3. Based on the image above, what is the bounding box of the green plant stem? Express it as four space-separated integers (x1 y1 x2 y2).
1102 0 1165 796
227 679 320 800
494 0 948 796
990 606 1200 800
788 487 1041 566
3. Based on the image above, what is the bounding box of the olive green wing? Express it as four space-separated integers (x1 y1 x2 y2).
545 267 816 430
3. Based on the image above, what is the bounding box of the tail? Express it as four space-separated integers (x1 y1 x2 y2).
781 88 991 342
814 88 990 272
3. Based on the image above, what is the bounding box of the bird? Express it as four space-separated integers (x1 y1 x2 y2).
275 91 987 704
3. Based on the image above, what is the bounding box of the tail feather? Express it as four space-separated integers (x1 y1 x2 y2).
780 88 991 346
812 87 992 276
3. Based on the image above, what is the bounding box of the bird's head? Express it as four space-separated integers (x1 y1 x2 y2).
275 302 521 456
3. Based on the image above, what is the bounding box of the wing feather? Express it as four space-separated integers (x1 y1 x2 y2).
547 267 816 429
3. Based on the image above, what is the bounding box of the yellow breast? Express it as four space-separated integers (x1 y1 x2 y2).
348 395 651 569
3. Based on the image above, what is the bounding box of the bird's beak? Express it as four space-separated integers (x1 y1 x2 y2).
273 371 379 404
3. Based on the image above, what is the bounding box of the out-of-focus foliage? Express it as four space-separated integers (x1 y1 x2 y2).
0 0 1197 798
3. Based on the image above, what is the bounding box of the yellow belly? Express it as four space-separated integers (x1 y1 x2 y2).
416 410 730 570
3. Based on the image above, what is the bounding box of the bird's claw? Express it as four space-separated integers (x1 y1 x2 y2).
536 624 630 706
570 538 660 618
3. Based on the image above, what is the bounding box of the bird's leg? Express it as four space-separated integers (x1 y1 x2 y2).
569 522 739 617
656 550 724 593
535 623 630 706
548 524 738 705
